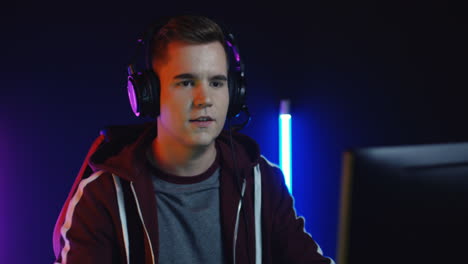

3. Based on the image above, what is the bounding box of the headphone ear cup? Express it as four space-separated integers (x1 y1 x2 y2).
127 70 160 118
227 71 237 119
127 72 146 117
140 70 160 118
147 70 161 118
227 70 246 119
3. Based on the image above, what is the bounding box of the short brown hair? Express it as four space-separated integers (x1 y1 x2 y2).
150 15 227 67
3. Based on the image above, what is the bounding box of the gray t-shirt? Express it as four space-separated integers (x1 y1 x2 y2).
147 149 225 264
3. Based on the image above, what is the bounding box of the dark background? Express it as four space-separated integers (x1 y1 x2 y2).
1 0 467 262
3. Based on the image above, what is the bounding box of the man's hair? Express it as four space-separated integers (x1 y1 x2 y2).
150 15 227 67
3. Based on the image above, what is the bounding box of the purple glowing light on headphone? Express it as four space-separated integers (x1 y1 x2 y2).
226 41 240 63
127 78 140 117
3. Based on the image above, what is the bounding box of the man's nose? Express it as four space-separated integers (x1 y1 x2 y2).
193 82 213 108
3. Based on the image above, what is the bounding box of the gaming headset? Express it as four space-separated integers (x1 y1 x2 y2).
126 17 249 125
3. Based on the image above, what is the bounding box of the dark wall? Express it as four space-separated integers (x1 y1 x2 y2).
1 1 466 262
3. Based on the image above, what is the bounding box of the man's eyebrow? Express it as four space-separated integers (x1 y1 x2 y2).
173 73 196 80
211 75 228 81
172 73 228 81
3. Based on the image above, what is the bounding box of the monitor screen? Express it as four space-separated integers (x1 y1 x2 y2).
337 142 468 264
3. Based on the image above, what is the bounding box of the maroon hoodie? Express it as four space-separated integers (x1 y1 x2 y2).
52 122 334 264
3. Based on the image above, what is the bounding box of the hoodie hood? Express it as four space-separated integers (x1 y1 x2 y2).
88 122 261 181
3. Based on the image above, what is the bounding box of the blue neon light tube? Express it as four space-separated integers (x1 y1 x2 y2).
279 100 292 194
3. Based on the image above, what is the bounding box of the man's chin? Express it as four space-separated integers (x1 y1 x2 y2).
186 134 217 148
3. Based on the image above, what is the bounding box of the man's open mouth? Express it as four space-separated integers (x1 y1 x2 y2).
189 116 214 122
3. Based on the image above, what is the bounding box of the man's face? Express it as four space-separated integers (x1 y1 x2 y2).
154 41 229 148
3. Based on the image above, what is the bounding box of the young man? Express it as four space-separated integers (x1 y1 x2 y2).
52 15 335 264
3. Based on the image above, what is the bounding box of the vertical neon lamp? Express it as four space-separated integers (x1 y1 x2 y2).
279 99 292 194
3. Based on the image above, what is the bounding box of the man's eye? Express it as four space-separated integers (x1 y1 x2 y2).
177 80 195 87
210 81 225 88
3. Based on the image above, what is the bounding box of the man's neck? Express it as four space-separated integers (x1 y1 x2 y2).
150 132 217 177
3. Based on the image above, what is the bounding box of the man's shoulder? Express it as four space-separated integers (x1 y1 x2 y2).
74 169 118 196
257 155 285 185
259 155 281 170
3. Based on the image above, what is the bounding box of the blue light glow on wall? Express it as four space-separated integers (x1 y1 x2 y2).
279 100 292 194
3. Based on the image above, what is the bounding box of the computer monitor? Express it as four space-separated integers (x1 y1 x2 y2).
337 142 468 264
